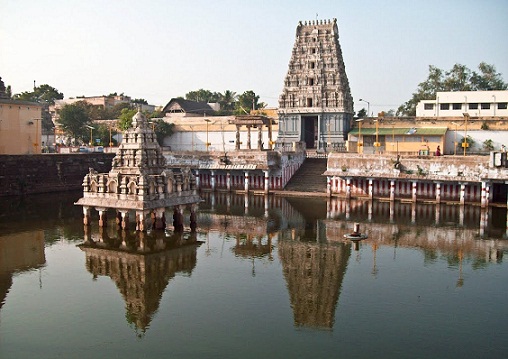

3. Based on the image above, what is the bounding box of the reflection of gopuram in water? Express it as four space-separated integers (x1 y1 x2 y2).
80 228 201 334
0 230 45 310
278 239 350 329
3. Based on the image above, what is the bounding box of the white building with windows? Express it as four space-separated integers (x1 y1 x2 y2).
416 90 508 117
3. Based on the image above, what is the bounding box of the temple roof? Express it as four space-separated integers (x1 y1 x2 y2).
162 98 214 116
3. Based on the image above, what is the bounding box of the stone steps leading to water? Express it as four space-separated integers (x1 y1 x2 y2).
284 158 328 193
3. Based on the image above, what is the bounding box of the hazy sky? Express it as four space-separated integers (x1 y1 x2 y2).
1 0 507 115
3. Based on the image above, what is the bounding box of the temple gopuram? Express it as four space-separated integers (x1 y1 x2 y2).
75 111 201 231
278 19 353 152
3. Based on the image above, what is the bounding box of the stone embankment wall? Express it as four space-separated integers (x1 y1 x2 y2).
0 154 114 196
326 153 507 182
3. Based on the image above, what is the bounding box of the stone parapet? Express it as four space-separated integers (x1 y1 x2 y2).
0 153 114 196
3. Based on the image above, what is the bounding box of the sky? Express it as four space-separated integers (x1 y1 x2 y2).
1 0 507 115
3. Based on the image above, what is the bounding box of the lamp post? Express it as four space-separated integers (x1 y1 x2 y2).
462 113 469 156
373 119 380 155
109 123 114 147
359 98 370 117
205 119 211 151
355 119 363 154
85 125 95 146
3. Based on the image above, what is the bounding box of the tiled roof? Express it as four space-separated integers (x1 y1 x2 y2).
162 98 214 115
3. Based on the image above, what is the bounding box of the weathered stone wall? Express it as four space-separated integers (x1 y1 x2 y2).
0 154 114 196
326 153 508 182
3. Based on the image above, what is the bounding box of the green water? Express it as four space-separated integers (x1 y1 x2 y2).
0 192 507 358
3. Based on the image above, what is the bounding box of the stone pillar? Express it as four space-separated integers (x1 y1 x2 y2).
435 204 441 225
210 193 216 211
412 181 417 203
119 210 129 230
247 125 252 150
479 208 488 237
173 206 184 232
368 179 373 200
236 125 241 150
481 181 490 208
389 201 394 223
136 210 150 231
226 172 231 191
390 180 395 202
346 178 351 199
195 170 200 189
459 204 465 226
190 204 197 232
211 170 216 192
263 170 269 194
435 182 441 204
258 126 263 150
97 208 107 227
460 183 466 206
244 171 250 193
154 208 166 230
327 176 331 197
83 206 91 226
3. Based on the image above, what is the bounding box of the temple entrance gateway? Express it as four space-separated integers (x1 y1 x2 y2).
302 116 317 149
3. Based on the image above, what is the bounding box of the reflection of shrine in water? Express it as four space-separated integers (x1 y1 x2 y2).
79 228 201 334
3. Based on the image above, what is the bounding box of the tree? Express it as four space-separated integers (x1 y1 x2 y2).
152 119 174 146
0 77 10 99
132 98 148 105
185 89 220 103
95 123 117 146
13 84 63 104
117 108 138 131
218 90 237 111
57 101 92 142
235 90 265 114
397 63 507 116
355 108 367 118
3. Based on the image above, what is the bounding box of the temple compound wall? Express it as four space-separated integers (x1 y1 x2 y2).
325 152 508 207
164 143 306 193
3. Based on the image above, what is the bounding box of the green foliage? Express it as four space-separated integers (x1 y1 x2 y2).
152 119 174 146
185 89 220 103
482 139 494 151
94 123 118 146
235 90 265 114
118 108 138 131
0 77 9 99
457 135 475 152
13 84 64 104
397 62 508 116
356 108 367 118
57 101 92 141
481 121 489 130
132 98 148 105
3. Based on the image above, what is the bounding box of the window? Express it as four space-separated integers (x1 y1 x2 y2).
469 103 478 110
310 62 315 69
481 103 490 110
424 103 434 110
440 103 449 110
452 103 462 110
498 103 507 110
307 98 313 107
309 78 314 86
311 48 316 54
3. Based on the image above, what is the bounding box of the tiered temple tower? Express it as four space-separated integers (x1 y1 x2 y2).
75 111 201 232
278 19 353 151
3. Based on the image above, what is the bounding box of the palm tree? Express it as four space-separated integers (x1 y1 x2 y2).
219 90 237 111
